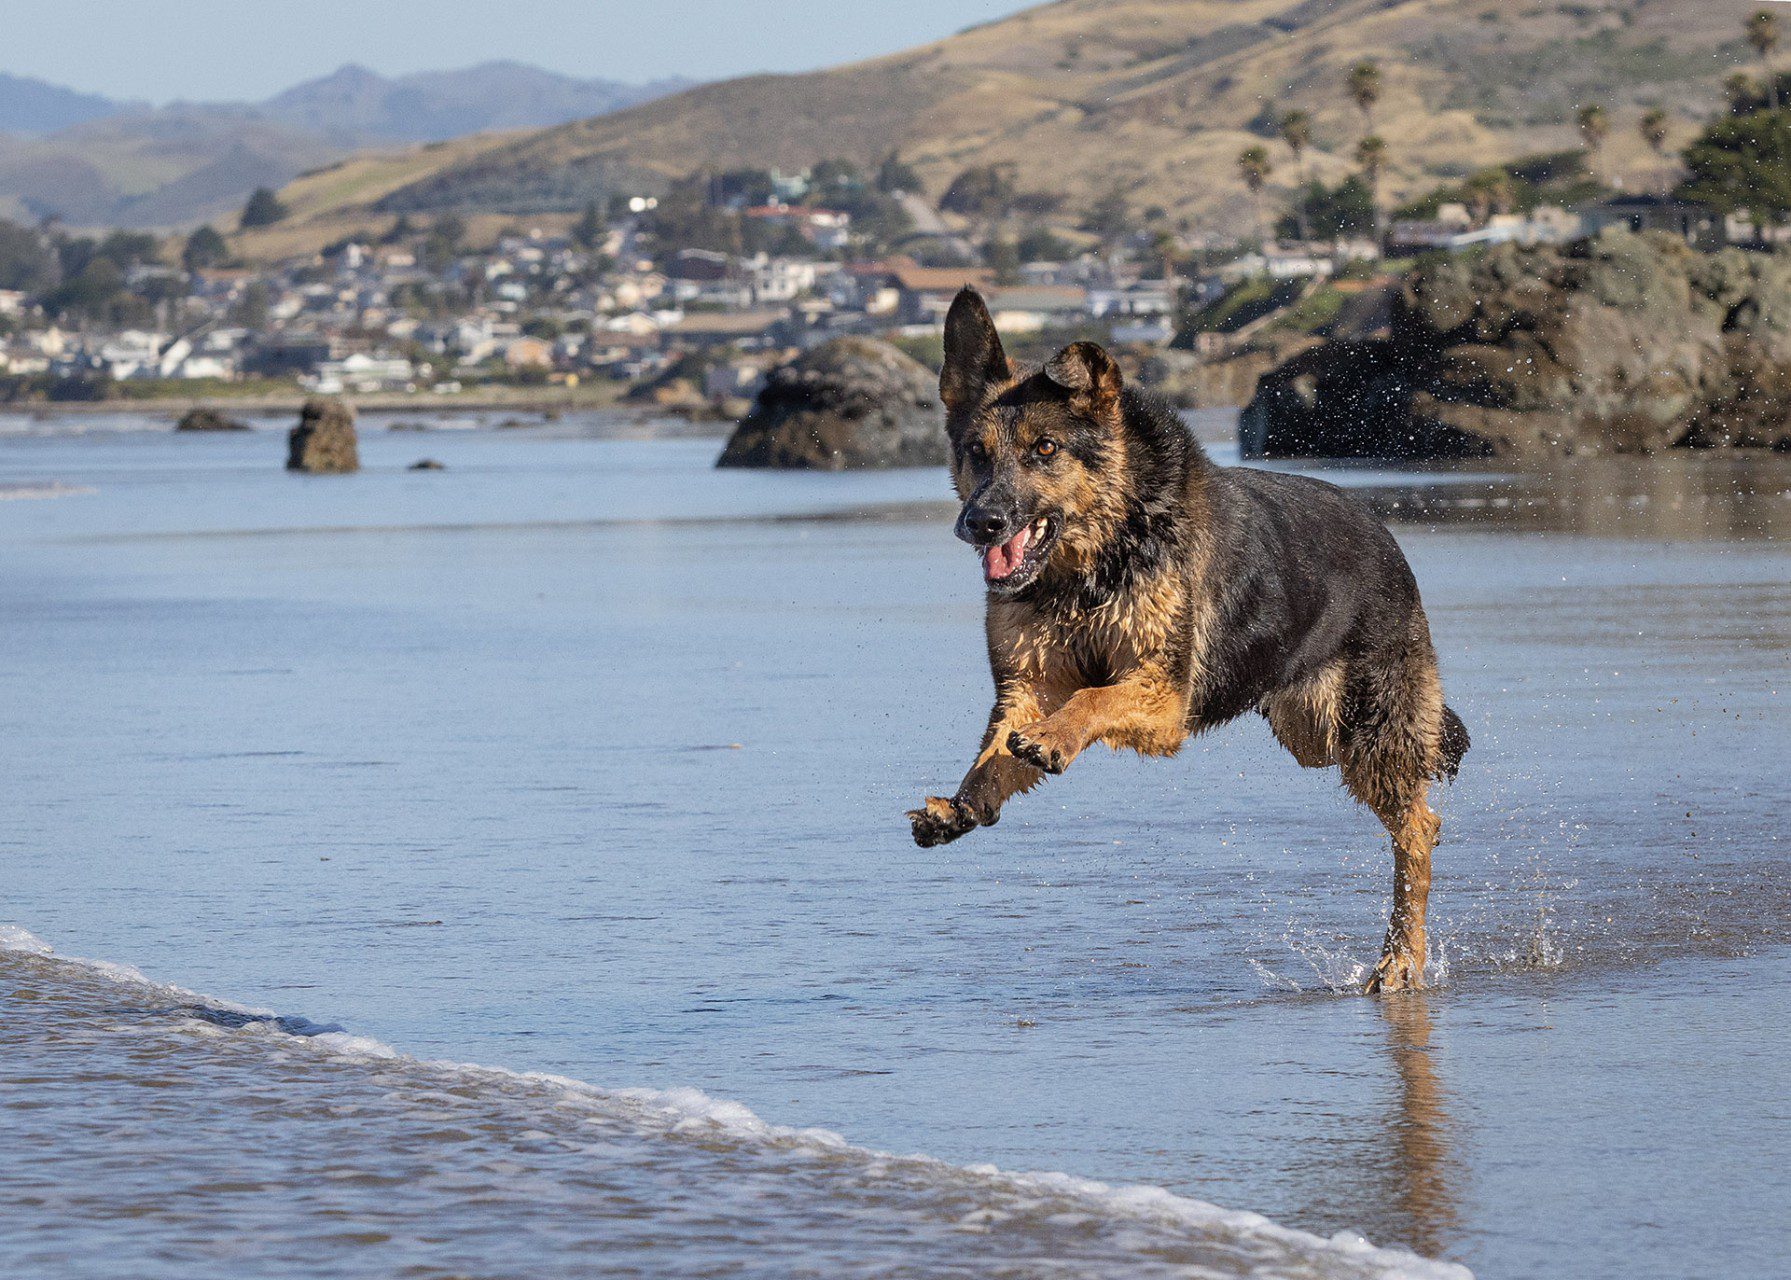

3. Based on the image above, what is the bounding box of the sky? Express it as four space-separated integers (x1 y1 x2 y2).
4 1 1034 103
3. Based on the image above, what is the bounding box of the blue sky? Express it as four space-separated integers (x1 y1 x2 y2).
5 1 1033 102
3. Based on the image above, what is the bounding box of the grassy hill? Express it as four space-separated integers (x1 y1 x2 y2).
269 0 1757 244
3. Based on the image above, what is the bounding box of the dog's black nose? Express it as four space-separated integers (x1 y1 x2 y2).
959 506 1012 545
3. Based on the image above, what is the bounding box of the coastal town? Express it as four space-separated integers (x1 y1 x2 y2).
0 11 1786 426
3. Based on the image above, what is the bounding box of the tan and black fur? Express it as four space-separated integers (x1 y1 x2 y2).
908 288 1469 993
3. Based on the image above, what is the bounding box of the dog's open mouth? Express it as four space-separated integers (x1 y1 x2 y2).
980 516 1058 589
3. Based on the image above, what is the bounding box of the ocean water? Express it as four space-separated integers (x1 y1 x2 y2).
2 410 1787 1279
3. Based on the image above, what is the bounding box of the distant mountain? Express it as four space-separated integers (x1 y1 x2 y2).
260 62 693 145
0 73 129 136
0 108 340 229
0 62 692 228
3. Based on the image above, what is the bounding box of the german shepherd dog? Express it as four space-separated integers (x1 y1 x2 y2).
907 289 1469 993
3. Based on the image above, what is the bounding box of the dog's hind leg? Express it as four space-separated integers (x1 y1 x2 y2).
1343 644 1446 994
1361 786 1440 994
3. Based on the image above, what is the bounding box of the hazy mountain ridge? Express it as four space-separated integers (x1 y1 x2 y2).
0 63 691 228
0 73 131 136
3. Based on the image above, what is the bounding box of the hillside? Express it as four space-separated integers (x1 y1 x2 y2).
324 0 1757 236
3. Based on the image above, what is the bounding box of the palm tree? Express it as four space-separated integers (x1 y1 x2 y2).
1237 145 1274 245
1355 135 1388 241
1279 110 1314 239
1638 107 1671 191
1639 107 1670 154
1576 104 1610 179
1347 62 1383 132
1748 10 1781 111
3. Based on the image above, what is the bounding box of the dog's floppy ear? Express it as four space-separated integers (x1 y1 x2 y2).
941 287 1011 410
1043 341 1122 416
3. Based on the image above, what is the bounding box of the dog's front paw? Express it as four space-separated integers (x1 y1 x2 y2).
1007 727 1070 775
908 796 980 847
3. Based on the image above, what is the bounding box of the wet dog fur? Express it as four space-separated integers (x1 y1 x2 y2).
907 288 1469 993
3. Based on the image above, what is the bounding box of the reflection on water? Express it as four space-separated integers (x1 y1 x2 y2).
1354 453 1791 540
1378 995 1460 1261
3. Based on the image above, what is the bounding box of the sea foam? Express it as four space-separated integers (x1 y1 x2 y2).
1 924 1472 1280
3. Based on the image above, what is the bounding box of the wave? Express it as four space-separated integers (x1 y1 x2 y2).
0 924 1471 1280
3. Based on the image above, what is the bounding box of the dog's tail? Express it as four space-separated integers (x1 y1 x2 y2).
1435 705 1470 781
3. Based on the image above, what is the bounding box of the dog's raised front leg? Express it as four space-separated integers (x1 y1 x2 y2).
909 694 1044 847
1006 666 1188 774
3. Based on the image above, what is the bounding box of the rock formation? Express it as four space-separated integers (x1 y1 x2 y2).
174 407 249 432
716 337 945 469
286 397 359 473
1240 230 1791 458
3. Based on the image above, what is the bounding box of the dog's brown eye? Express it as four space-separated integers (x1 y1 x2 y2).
1035 439 1058 459
967 442 988 463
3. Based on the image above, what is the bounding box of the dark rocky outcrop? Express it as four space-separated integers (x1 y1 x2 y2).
286 397 359 473
175 407 249 432
1240 230 1791 458
408 458 445 471
716 337 945 469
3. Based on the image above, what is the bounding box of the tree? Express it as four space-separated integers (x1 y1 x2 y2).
1277 176 1376 240
0 217 57 293
239 187 288 229
1082 185 1131 254
1639 107 1670 155
1462 170 1513 226
1015 225 1073 263
1355 135 1389 239
1639 108 1672 191
182 225 228 272
940 164 1016 217
573 201 604 250
1576 104 1610 176
1727 72 1762 116
1749 10 1782 111
1279 110 1314 239
985 235 1022 284
383 213 417 244
808 158 863 194
1347 62 1382 132
421 213 468 268
1680 108 1791 228
877 151 923 195
40 257 125 321
1236 144 1274 244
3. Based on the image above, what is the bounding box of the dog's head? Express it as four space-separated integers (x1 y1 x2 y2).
939 287 1127 598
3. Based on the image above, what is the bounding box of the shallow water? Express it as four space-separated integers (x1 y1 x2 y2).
2 413 1787 1278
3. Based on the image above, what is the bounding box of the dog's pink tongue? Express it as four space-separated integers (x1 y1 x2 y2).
982 525 1031 581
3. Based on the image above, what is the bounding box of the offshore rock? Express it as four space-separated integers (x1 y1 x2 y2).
287 397 360 473
1240 230 1791 458
716 337 945 469
175 407 249 432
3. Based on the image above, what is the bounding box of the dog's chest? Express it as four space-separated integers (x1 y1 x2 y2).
992 588 1182 687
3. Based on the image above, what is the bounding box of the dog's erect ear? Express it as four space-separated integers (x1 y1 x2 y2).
1043 341 1122 416
941 287 1010 411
